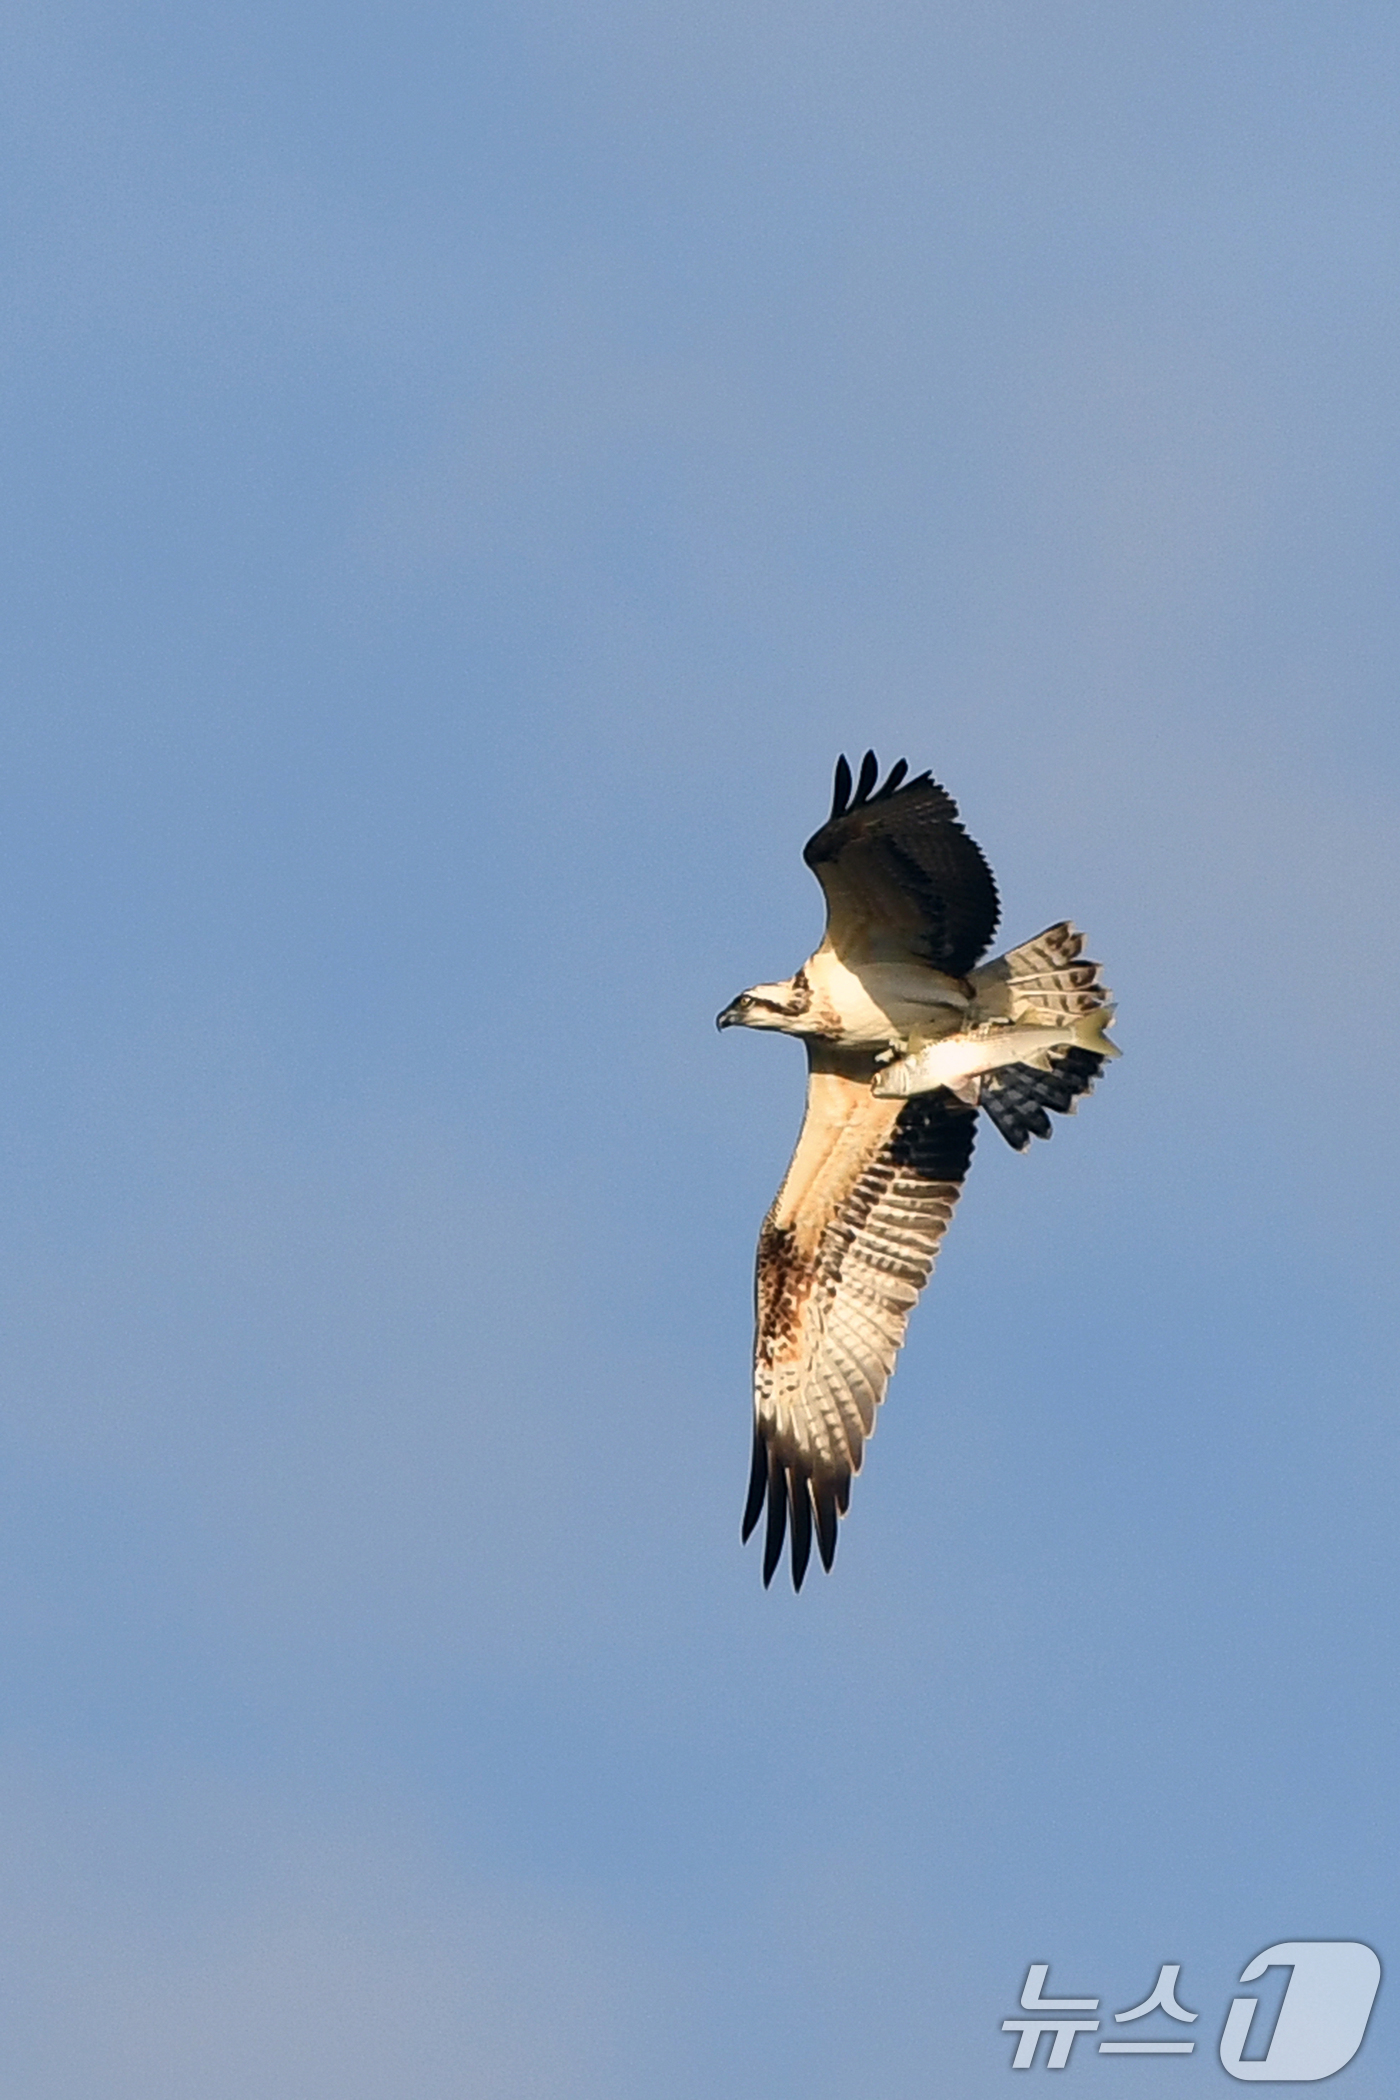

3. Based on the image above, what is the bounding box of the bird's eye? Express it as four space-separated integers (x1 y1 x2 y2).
739 995 754 1009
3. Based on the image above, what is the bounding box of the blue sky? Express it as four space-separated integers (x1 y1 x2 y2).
1 4 1398 2092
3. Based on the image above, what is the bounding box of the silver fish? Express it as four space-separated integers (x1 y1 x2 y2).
871 1008 1120 1100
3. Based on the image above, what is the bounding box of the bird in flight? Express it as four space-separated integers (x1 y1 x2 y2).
717 752 1117 1589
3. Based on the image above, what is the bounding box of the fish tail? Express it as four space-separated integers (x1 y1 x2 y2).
1073 1006 1121 1058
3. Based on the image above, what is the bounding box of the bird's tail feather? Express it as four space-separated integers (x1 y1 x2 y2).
971 921 1111 1024
970 924 1117 1151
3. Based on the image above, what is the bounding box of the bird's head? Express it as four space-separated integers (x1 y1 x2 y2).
716 972 812 1032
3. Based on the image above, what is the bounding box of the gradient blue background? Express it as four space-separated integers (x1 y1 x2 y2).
1 4 1397 2092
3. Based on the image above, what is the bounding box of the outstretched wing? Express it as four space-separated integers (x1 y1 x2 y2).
803 750 999 975
744 1045 977 1588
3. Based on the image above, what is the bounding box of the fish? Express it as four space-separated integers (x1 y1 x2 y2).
870 1008 1120 1100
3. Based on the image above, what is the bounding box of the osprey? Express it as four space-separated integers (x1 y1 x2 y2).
718 752 1117 1589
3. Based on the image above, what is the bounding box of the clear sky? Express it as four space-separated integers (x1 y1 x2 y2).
1 4 1398 2094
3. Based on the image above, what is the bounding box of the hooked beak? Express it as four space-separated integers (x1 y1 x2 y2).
716 1000 744 1031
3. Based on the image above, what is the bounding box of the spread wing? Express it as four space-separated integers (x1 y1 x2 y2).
803 750 999 974
743 1045 978 1588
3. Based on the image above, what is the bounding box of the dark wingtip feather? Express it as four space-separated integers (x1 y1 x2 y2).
853 750 880 806
789 1472 813 1591
875 758 909 800
762 1448 787 1586
747 1438 846 1589
814 1477 839 1571
741 1427 767 1542
830 754 853 820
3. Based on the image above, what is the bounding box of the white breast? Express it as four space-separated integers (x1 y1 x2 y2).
806 949 969 1045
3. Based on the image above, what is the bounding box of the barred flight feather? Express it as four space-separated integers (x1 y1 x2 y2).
746 1067 977 1588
